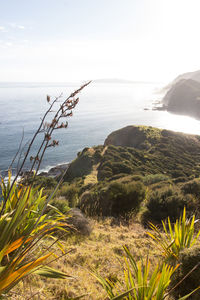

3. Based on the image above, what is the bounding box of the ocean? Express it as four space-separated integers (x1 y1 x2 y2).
1 81 200 176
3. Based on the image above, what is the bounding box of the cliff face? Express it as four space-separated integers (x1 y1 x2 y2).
162 79 200 119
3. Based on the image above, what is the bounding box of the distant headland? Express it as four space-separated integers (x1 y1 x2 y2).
155 70 200 119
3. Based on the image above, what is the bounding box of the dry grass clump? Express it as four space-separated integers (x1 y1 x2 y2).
10 219 159 299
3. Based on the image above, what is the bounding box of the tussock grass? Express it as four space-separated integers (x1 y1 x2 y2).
11 220 159 299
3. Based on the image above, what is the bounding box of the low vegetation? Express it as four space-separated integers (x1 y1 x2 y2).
2 95 200 300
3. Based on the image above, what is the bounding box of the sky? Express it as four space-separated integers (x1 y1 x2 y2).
1 0 200 83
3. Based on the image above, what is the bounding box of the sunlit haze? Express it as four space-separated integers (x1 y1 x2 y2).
1 0 200 83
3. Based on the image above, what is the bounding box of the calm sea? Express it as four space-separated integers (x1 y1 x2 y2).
1 81 200 176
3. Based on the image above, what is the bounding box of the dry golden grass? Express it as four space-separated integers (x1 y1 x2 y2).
10 219 161 300
84 169 98 185
84 146 107 185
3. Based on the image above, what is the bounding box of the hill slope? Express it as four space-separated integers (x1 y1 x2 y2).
59 126 200 218
161 79 200 119
170 69 200 85
64 125 200 183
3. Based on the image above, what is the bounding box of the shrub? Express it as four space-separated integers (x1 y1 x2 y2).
80 181 146 217
173 176 189 184
181 178 200 198
64 148 94 181
93 149 102 162
114 174 143 184
58 183 79 207
49 197 70 215
97 168 113 181
67 208 92 236
79 190 101 217
143 173 170 186
142 187 195 224
106 182 145 216
25 175 57 189
171 246 200 299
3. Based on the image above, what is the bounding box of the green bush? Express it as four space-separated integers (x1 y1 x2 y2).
171 246 200 299
181 178 200 198
97 168 113 181
80 181 146 217
64 148 94 181
142 187 196 224
58 183 79 207
23 175 57 189
143 173 170 185
49 198 70 215
79 190 100 216
114 174 143 184
93 149 102 162
105 182 145 216
111 162 133 175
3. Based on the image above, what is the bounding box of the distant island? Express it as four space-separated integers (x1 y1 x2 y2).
156 70 200 119
93 78 155 84
94 78 135 84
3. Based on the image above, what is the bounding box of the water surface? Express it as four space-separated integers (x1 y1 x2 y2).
1 81 200 175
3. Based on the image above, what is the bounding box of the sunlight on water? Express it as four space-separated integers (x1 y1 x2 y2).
1 81 200 173
149 111 200 135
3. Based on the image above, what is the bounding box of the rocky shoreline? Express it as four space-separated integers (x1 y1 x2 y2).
39 163 69 178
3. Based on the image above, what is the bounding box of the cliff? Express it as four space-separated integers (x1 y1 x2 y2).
161 79 200 119
168 69 200 86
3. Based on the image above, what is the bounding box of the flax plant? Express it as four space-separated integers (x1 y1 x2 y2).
95 246 179 300
96 246 199 300
0 82 91 296
148 207 200 261
0 171 71 296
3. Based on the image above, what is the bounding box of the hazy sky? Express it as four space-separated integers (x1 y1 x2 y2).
1 0 200 83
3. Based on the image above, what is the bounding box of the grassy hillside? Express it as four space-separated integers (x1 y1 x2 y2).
65 126 200 182
56 126 200 222
11 125 200 299
11 220 162 299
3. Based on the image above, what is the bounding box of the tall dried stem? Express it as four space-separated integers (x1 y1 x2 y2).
0 81 91 217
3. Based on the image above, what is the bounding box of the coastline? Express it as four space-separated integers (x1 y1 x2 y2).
38 162 69 178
